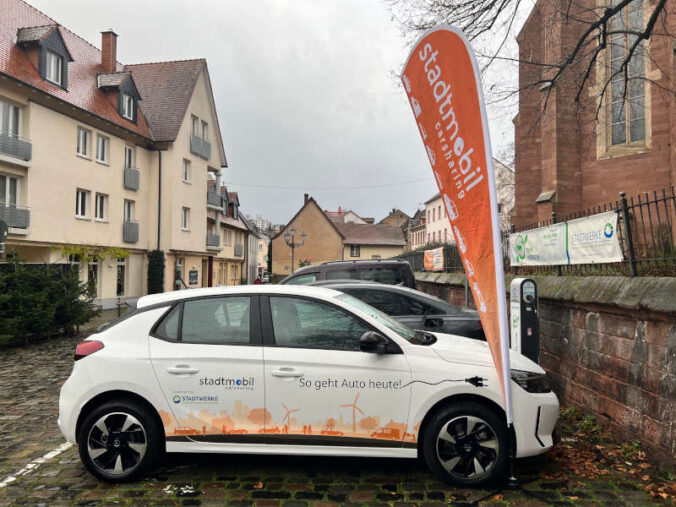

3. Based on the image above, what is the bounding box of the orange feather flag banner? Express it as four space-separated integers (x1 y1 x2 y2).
401 25 513 424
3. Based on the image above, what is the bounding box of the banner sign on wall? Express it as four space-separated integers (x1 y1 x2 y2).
510 211 623 266
423 247 445 271
402 25 512 424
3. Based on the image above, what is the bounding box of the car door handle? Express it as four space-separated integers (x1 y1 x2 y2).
167 365 200 375
271 367 303 378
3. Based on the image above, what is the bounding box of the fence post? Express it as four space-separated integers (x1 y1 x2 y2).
510 224 517 275
552 211 562 276
620 191 637 277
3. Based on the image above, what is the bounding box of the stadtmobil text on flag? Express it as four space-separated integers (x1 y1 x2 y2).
401 26 512 423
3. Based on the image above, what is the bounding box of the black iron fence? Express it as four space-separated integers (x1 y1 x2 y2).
396 187 676 277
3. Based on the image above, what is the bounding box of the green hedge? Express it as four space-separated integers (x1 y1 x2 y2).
0 258 100 346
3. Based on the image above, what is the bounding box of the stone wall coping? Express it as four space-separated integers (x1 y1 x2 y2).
415 272 676 315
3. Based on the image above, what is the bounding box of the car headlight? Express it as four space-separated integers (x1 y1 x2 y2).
510 369 551 393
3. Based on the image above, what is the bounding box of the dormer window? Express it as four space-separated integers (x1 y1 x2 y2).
16 25 73 91
121 93 134 120
45 50 63 85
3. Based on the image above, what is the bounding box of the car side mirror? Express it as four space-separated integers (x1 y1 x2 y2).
359 331 389 354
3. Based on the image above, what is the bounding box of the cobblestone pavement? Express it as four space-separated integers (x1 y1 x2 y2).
0 335 668 506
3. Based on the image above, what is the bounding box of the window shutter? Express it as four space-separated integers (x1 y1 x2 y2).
117 92 124 118
61 55 68 90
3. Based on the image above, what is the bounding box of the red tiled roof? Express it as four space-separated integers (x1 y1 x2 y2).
0 0 153 139
333 222 406 246
126 59 205 142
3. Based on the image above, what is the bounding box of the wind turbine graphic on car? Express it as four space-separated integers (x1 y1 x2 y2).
340 393 364 434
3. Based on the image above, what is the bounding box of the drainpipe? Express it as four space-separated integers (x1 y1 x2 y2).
157 150 162 250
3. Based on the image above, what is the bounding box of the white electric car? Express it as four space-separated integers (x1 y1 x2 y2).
58 286 558 485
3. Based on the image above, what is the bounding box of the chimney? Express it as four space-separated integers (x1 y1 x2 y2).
101 30 118 73
338 206 342 213
304 193 309 204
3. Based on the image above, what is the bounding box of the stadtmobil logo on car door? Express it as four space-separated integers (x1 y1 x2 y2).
401 26 512 418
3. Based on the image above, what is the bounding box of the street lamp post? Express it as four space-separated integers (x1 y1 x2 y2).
284 226 307 273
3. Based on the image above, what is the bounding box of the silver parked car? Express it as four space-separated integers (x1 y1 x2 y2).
309 281 484 340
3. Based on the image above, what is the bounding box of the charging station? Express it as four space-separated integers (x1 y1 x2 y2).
510 278 539 363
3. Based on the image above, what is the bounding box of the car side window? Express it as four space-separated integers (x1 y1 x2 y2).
181 297 251 344
285 273 318 285
269 296 370 351
154 304 180 341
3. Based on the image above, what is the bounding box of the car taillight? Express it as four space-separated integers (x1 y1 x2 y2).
74 340 104 361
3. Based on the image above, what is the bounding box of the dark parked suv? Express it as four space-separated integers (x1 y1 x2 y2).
279 259 416 289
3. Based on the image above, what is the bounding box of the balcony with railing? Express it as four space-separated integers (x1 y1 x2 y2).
207 232 221 250
124 166 140 191
207 189 222 209
0 132 32 163
190 133 212 160
123 220 139 243
0 204 30 229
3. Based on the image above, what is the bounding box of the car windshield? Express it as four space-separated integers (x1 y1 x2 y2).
336 293 417 341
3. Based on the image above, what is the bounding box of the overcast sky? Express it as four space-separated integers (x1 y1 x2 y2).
28 0 525 224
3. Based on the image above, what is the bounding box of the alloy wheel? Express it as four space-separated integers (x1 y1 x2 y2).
86 412 147 477
435 415 499 480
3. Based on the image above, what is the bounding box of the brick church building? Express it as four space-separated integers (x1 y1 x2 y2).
513 0 675 228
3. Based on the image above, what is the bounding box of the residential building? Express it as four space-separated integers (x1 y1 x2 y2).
424 193 453 245
379 208 410 227
0 0 229 306
324 207 375 224
272 194 406 276
407 209 426 250
210 186 247 287
241 214 260 284
513 0 675 228
257 232 270 277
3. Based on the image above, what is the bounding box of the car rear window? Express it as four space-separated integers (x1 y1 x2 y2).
284 273 318 285
326 267 402 284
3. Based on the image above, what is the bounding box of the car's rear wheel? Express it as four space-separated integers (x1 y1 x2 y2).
422 401 508 486
78 399 162 482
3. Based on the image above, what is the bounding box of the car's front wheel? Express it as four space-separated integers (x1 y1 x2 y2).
422 401 508 486
77 399 162 482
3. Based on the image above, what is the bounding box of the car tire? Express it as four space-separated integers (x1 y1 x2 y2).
422 401 508 487
77 399 162 482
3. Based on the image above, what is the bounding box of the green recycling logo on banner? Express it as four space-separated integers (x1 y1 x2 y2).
512 314 519 329
513 234 528 264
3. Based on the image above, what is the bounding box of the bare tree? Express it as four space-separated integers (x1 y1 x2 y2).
388 0 673 125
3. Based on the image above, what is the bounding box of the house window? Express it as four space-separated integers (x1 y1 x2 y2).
96 135 109 164
609 0 645 146
182 207 190 230
0 100 21 136
116 257 126 297
0 174 18 206
124 145 134 168
121 93 134 120
94 193 107 221
45 50 63 86
76 189 89 218
191 115 199 135
230 264 238 281
201 121 208 140
438 205 442 220
350 245 360 257
124 199 135 221
182 159 191 183
225 229 232 246
77 127 91 157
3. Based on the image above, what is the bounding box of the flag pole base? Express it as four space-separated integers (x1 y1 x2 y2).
506 423 518 488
